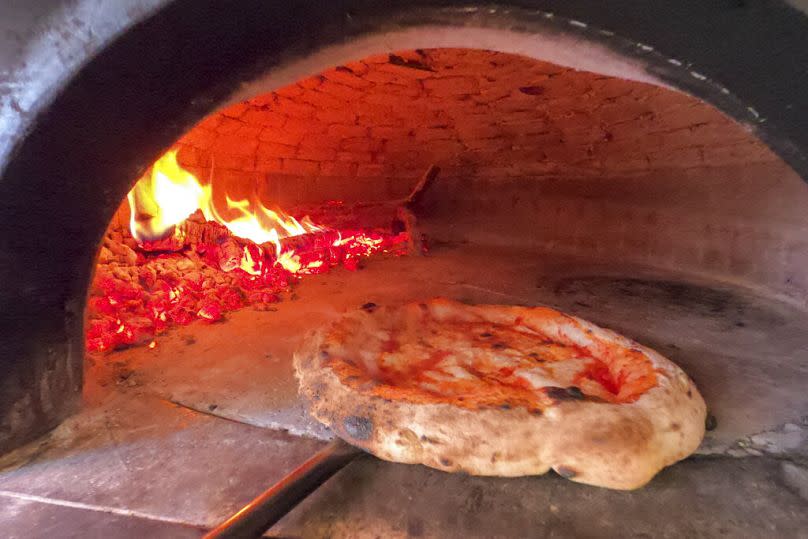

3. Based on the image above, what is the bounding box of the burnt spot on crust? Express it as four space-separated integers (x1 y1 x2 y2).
530 408 544 416
420 435 440 444
491 342 508 350
361 302 378 312
545 386 585 403
479 332 493 338
669 422 681 432
528 352 546 362
499 403 512 410
319 349 330 359
705 413 718 431
554 465 578 479
687 389 693 398
343 416 373 441
310 382 327 401
439 457 453 467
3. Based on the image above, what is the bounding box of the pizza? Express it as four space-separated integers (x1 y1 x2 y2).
294 298 706 490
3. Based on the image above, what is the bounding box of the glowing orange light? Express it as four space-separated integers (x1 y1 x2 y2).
275 250 302 273
239 245 263 276
127 150 321 259
127 151 207 241
83 148 411 355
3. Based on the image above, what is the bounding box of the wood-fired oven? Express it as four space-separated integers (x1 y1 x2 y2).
1 2 807 537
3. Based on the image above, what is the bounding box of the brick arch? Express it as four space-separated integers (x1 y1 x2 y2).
171 48 775 210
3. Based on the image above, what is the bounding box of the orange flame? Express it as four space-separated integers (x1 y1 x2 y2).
127 150 321 263
239 245 263 275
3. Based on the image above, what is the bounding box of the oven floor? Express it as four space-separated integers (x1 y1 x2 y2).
2 244 807 537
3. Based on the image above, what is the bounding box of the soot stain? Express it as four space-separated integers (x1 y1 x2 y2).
551 277 784 327
343 416 373 440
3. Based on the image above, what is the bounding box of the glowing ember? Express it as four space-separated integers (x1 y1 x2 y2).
87 149 411 353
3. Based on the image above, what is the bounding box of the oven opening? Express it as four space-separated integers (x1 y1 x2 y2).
6 46 808 536
84 48 808 439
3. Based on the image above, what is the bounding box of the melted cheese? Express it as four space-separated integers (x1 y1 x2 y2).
326 304 658 411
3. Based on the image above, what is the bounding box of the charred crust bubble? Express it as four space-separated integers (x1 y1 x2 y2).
545 386 585 402
343 416 373 440
566 386 585 399
361 302 378 313
554 465 578 479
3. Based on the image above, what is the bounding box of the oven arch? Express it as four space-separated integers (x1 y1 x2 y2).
1 0 807 453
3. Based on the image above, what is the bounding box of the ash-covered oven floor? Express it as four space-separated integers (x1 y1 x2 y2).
1 244 807 538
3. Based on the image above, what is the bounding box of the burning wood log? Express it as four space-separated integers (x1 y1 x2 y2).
217 237 244 272
135 210 232 252
131 164 440 260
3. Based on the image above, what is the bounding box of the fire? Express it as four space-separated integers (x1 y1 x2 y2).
88 148 411 354
127 151 206 240
127 149 320 258
238 245 263 276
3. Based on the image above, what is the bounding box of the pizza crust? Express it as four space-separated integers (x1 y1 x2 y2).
294 299 706 490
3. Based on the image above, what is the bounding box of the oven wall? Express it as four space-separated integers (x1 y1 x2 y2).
168 49 808 305
173 49 772 204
